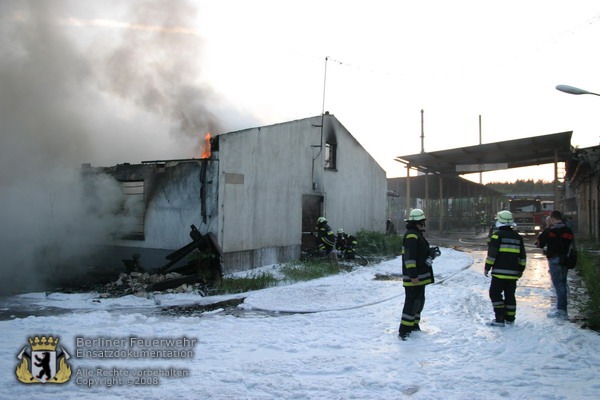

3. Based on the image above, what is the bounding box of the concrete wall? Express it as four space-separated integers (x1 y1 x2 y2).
566 146 600 240
572 175 597 239
215 114 387 271
88 115 387 273
215 117 316 271
317 116 387 234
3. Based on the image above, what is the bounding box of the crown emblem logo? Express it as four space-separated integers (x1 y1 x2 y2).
29 336 59 352
16 335 71 384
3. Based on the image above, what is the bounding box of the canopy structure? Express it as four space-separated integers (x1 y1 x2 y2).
388 174 503 199
391 131 574 231
394 131 573 175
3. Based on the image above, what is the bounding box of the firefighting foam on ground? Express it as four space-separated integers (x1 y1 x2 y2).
1 243 599 399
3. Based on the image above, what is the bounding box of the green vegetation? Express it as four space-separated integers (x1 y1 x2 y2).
576 243 600 330
279 259 342 281
356 230 403 257
485 179 554 195
212 259 343 295
213 272 279 294
212 231 398 295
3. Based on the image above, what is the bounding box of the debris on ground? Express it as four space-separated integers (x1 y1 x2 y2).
99 271 215 298
90 225 225 298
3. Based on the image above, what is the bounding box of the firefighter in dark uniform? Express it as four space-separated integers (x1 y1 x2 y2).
398 209 436 340
336 229 358 260
316 217 336 255
484 210 527 326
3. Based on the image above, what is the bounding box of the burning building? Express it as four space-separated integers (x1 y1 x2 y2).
84 114 387 274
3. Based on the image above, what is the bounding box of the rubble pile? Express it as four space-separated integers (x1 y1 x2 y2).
83 226 223 298
101 272 211 298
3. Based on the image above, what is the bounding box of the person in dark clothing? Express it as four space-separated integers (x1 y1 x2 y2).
487 211 502 244
316 217 336 255
484 210 527 326
398 209 436 340
386 219 396 235
336 229 358 260
535 210 574 319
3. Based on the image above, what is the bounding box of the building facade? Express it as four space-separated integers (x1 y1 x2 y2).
85 114 387 273
565 146 600 239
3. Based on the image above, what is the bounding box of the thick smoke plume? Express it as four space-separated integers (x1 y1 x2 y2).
0 0 243 293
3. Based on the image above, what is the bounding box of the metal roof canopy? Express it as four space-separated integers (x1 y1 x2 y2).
395 131 573 175
388 175 503 199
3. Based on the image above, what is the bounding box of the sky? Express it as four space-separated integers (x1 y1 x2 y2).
196 0 600 183
2 246 600 399
3 0 600 184
1 1 600 291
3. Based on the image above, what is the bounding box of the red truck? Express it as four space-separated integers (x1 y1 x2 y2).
508 198 553 234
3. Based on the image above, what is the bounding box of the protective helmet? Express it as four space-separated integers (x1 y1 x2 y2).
406 208 426 222
495 210 514 227
337 229 344 234
317 217 327 224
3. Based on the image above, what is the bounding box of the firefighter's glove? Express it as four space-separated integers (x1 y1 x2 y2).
425 257 433 267
429 246 441 260
484 268 490 277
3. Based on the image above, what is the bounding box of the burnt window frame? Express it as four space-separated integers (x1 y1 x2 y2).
119 180 145 240
324 141 337 171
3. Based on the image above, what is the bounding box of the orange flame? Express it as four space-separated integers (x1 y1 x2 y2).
200 132 212 159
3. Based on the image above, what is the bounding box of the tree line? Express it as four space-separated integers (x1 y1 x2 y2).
485 179 554 195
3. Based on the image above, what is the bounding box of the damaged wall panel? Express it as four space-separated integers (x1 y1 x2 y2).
84 160 219 272
83 114 386 275
142 160 218 249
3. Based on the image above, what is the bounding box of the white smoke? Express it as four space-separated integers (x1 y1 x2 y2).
0 0 258 293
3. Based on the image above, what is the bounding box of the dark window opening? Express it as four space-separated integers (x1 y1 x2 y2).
325 142 337 170
119 180 145 240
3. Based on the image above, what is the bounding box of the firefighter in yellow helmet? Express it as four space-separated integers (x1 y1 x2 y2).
398 209 439 340
315 217 336 255
484 210 527 326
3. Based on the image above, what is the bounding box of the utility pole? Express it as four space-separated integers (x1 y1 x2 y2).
322 57 328 117
479 114 482 185
311 56 329 191
420 109 425 153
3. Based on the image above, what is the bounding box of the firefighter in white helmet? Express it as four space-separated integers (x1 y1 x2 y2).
484 210 527 326
336 229 358 260
398 209 439 340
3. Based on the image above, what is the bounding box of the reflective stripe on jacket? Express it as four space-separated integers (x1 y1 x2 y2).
317 223 335 248
485 226 526 280
402 226 434 286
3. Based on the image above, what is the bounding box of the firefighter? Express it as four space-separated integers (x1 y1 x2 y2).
477 211 488 234
484 210 527 326
398 209 436 340
336 229 358 260
316 217 336 255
